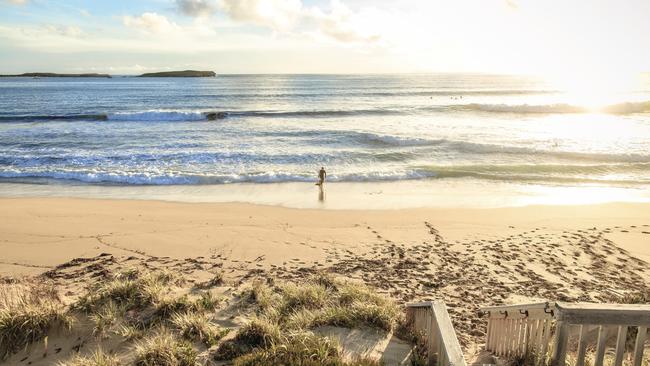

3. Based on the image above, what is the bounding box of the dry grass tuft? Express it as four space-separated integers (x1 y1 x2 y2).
75 268 174 313
90 301 122 337
134 330 197 366
220 276 399 363
57 349 120 366
171 312 229 346
0 281 72 359
213 318 281 360
243 275 399 333
232 332 382 366
233 332 341 366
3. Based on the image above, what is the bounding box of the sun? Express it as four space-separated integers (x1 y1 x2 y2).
545 68 641 112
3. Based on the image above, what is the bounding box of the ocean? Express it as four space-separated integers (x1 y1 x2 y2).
1 74 650 191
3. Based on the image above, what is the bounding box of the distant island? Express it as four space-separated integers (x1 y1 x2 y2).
138 70 216 77
0 73 111 78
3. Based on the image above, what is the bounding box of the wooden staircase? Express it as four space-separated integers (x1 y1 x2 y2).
405 301 650 366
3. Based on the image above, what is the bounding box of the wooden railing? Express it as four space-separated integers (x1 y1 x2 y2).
405 301 467 366
481 302 556 364
480 302 650 366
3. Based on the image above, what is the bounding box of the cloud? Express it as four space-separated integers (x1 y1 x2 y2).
5 0 28 4
216 0 383 44
176 0 216 17
219 0 302 31
307 0 383 44
122 12 180 34
43 24 84 37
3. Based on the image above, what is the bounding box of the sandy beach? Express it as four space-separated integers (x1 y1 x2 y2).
2 197 649 362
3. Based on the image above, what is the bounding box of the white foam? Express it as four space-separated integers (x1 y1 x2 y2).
108 111 206 122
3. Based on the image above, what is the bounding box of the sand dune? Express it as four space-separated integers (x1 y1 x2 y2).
1 198 649 362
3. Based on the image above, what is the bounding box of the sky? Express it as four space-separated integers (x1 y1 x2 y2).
1 0 649 75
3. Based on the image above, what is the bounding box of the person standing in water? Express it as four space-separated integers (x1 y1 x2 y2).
318 167 326 186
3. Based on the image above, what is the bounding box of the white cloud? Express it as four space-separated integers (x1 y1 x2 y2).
176 0 217 17
5 0 28 5
122 12 180 34
218 0 302 31
216 0 384 44
306 0 383 44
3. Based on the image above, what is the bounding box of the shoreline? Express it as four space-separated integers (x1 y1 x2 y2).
1 179 649 210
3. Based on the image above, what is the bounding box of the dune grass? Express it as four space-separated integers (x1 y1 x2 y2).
76 267 221 335
223 330 382 366
90 301 122 337
57 349 120 366
2 268 400 365
134 330 197 366
0 281 72 359
215 274 400 364
233 332 342 366
171 311 229 346
241 274 399 333
214 318 281 360
75 268 174 313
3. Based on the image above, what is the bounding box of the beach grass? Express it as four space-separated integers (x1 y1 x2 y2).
134 330 197 366
0 281 72 359
170 311 229 346
75 268 172 313
0 266 404 365
57 349 120 366
242 274 399 332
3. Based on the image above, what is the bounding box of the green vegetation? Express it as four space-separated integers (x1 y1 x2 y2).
75 268 175 312
240 274 399 332
234 332 377 366
0 73 111 78
217 322 382 366
0 282 72 359
171 311 229 346
214 318 281 360
58 349 120 366
214 274 400 364
1 267 402 365
138 70 216 77
134 331 197 366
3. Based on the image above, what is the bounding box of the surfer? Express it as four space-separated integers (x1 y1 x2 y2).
317 167 326 186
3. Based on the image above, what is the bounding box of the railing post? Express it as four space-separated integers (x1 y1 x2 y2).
594 325 609 366
613 325 627 366
633 326 647 366
550 320 569 366
575 324 589 366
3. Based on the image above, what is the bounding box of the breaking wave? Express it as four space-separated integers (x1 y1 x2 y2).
457 100 650 114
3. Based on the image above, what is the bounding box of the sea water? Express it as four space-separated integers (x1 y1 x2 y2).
1 73 649 205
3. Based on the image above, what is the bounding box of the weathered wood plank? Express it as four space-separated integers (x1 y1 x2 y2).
431 301 467 366
594 325 609 366
633 326 647 366
551 321 569 366
556 303 650 326
540 319 552 365
614 325 627 366
575 324 589 366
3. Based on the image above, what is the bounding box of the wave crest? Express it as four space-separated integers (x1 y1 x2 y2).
458 100 650 114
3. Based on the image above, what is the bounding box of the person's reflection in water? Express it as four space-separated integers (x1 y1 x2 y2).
318 184 325 203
